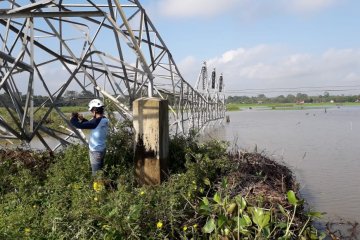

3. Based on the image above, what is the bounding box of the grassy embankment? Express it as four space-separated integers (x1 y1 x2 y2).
0 106 89 129
2 118 357 239
0 106 91 146
227 102 360 111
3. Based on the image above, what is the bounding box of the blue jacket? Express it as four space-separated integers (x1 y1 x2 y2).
70 116 109 152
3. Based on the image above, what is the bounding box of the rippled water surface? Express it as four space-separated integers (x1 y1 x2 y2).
202 106 360 221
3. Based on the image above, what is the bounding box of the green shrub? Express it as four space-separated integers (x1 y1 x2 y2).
0 125 328 239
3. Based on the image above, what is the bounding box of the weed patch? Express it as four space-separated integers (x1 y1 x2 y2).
0 124 356 239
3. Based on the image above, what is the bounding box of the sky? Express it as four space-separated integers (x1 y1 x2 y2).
141 0 360 97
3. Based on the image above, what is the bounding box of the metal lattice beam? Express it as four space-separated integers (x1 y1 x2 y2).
0 0 226 151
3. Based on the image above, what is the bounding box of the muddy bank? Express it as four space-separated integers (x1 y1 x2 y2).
220 150 359 239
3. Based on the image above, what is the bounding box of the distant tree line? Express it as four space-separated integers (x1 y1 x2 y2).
0 90 108 108
227 92 360 104
2 90 359 107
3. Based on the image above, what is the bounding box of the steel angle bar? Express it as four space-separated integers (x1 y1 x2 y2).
0 52 27 91
113 1 154 97
60 4 136 8
94 85 132 118
0 50 33 72
98 2 132 96
0 110 26 140
0 11 105 19
6 0 54 14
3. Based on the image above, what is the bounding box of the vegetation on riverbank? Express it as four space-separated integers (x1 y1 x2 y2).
227 93 360 105
0 120 357 239
226 102 360 111
0 106 90 135
226 92 360 111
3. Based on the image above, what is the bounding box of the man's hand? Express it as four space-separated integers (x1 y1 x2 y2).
71 112 79 118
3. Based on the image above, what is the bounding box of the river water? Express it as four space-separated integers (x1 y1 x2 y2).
201 106 360 222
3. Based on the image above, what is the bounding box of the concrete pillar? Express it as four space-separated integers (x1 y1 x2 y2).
133 97 169 185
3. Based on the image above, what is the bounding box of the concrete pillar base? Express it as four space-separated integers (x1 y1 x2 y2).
133 97 169 185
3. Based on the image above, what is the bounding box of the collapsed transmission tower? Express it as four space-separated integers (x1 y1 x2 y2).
0 0 226 151
194 62 226 127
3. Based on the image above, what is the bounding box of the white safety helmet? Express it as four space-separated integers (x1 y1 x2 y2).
88 99 104 111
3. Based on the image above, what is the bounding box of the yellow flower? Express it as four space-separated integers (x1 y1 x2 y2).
24 228 31 236
193 224 198 229
140 191 145 195
183 225 188 231
102 224 111 231
94 197 98 201
156 221 163 229
93 181 105 192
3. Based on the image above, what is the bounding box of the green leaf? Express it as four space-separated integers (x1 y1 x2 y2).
235 227 250 235
235 195 247 211
252 207 270 229
226 202 237 214
127 205 141 220
287 190 298 206
278 204 288 217
108 207 118 217
202 197 209 206
237 215 252 227
310 231 318 239
213 192 222 204
199 204 211 214
276 222 288 229
199 197 211 215
263 226 271 238
306 211 324 219
261 214 270 228
319 232 327 240
203 178 211 186
217 215 227 228
221 177 228 189
202 218 216 233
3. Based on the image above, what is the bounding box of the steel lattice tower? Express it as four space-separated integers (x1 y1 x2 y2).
0 0 226 151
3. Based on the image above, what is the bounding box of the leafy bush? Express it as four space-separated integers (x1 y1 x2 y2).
0 124 328 239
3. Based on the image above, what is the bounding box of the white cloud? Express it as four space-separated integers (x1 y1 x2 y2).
288 0 337 13
157 0 238 18
177 56 200 85
153 0 341 19
179 45 360 96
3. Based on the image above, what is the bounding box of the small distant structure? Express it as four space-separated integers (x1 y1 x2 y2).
226 115 230 123
296 100 305 104
355 99 360 103
330 100 334 103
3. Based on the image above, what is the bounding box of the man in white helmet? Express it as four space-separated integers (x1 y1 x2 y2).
70 99 109 176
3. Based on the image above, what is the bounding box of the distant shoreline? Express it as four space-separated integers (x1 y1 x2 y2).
226 102 360 111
